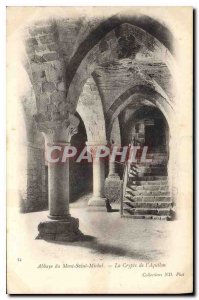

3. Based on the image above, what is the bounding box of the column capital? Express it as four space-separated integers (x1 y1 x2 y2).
34 112 79 143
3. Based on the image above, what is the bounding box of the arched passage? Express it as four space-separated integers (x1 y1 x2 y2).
108 83 176 217
76 76 107 208
106 84 174 140
70 113 93 202
119 105 169 172
119 102 174 219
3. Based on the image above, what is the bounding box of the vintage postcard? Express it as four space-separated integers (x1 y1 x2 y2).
7 6 193 294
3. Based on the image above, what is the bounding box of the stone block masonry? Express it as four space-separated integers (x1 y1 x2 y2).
20 145 48 213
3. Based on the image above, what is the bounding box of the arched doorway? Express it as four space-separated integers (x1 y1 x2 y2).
119 104 173 220
120 105 169 176
70 113 92 202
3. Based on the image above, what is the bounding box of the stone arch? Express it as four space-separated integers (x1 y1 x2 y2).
66 21 176 112
120 105 170 152
65 12 175 91
106 84 174 140
106 84 176 204
24 15 176 120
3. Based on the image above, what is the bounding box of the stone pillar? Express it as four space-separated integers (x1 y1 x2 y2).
105 145 121 203
86 142 107 210
47 144 70 220
34 112 83 241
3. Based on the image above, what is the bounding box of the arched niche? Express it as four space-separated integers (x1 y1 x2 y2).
70 113 93 203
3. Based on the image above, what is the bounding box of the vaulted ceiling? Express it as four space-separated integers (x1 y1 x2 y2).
24 12 176 140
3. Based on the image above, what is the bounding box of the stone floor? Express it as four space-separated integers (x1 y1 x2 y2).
19 193 178 261
8 193 191 293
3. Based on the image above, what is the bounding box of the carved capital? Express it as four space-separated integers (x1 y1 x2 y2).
34 112 79 143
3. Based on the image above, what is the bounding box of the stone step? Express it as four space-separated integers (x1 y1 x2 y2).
130 166 138 170
128 174 138 180
129 172 137 176
150 163 167 169
129 173 137 178
125 189 169 196
125 189 136 196
130 165 166 170
128 180 168 185
139 161 167 166
127 184 169 191
123 207 171 216
129 175 167 181
124 201 173 209
129 168 137 172
142 174 168 177
125 195 171 202
142 168 167 173
134 195 171 201
142 170 167 174
122 213 168 220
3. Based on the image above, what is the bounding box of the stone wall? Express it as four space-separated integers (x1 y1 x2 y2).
20 143 48 213
20 91 48 213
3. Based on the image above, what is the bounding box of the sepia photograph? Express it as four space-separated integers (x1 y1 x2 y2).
5 5 193 295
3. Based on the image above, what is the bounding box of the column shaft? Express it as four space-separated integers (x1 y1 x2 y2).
93 159 105 198
87 142 107 210
48 160 70 219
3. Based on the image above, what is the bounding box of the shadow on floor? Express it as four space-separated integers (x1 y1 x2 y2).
45 234 153 260
106 200 120 213
107 208 120 213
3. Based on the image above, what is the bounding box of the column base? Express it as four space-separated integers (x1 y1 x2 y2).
87 197 107 211
105 176 122 203
36 217 83 242
47 214 71 220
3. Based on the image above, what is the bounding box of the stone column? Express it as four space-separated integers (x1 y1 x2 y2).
105 144 121 203
108 160 116 176
86 142 107 211
47 143 70 220
34 113 83 241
